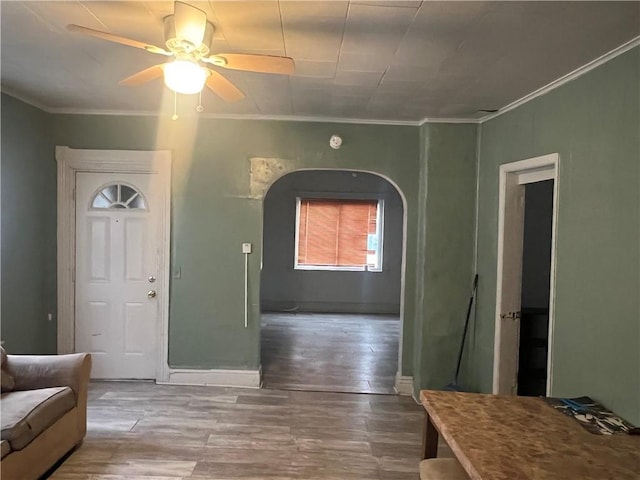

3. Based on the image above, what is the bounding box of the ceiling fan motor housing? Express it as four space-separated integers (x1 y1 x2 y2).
163 15 214 57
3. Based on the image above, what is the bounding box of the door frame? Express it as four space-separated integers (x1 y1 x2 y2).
492 153 559 395
56 146 172 381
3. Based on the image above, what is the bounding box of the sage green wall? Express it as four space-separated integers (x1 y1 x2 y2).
51 116 420 372
471 48 640 424
414 123 478 392
412 126 429 390
1 93 56 354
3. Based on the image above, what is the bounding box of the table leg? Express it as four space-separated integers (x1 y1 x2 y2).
422 411 438 459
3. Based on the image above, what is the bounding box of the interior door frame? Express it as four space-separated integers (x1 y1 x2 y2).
56 146 172 381
492 153 559 395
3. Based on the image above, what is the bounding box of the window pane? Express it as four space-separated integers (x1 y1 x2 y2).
304 200 339 265
90 183 147 210
120 185 137 203
367 202 380 267
297 198 379 269
337 202 370 266
101 185 118 202
91 194 111 209
297 201 309 263
127 194 146 209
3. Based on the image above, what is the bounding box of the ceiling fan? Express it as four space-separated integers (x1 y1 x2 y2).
67 1 294 102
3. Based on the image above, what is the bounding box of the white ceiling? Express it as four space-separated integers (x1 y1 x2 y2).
1 1 639 123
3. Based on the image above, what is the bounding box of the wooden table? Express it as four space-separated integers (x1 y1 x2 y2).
420 390 640 480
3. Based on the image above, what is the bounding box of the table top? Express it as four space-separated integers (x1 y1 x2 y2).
420 390 640 480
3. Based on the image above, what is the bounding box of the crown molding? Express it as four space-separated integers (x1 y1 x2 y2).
0 86 52 113
51 108 160 117
48 107 422 126
478 35 640 123
47 108 483 126
419 117 481 126
4 36 638 127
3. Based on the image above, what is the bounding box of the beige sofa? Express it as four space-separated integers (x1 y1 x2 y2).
1 350 92 480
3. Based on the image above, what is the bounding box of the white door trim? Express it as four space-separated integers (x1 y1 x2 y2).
56 146 172 381
493 153 559 395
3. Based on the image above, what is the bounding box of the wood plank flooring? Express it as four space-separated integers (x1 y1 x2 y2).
46 381 453 480
261 313 399 394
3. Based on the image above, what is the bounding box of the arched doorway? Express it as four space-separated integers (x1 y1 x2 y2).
260 169 405 394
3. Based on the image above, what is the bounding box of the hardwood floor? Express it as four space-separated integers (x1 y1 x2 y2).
46 381 452 480
261 313 400 394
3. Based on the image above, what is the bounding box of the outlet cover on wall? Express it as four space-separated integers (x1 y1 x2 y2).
242 243 252 254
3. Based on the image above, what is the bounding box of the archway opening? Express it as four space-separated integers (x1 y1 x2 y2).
260 169 405 394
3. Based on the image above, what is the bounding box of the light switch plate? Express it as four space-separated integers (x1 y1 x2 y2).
242 243 252 254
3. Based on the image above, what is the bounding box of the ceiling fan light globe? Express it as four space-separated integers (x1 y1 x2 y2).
164 60 208 94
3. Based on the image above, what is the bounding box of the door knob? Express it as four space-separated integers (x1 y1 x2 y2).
147 290 157 299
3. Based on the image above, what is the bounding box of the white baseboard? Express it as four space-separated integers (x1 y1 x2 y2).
159 367 261 388
394 375 414 396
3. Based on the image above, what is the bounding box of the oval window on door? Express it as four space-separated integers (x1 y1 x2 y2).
90 183 147 210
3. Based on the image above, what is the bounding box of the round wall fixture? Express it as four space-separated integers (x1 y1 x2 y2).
329 134 343 149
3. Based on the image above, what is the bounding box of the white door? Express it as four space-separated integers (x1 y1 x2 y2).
495 174 525 395
75 172 161 379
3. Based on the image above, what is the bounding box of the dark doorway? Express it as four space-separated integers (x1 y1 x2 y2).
518 180 554 396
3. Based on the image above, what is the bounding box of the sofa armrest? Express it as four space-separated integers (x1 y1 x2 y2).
5 353 92 404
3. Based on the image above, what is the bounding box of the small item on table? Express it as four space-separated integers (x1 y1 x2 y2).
545 396 636 435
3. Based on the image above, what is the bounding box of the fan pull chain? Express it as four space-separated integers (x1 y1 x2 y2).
196 91 204 113
171 91 179 121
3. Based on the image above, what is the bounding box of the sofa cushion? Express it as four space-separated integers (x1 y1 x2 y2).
1 369 15 392
0 347 14 392
1 387 75 450
0 439 10 459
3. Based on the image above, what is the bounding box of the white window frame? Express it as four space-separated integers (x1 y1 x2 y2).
293 196 384 272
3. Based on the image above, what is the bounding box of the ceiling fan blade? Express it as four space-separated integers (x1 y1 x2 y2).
120 64 164 86
67 24 170 55
206 53 295 75
205 70 245 102
174 1 207 46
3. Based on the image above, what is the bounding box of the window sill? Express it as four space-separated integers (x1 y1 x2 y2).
294 265 382 272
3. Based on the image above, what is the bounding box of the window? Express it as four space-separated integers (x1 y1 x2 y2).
90 183 146 210
295 198 383 271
